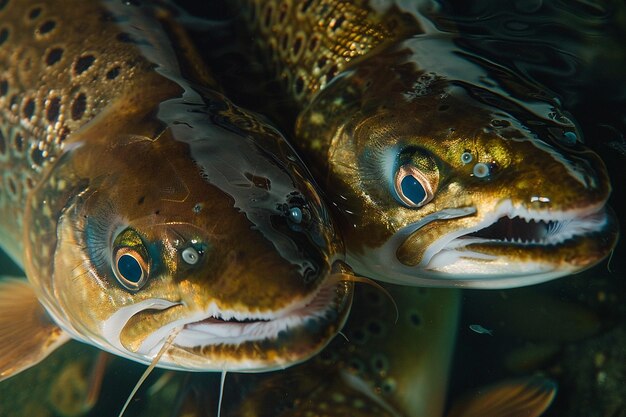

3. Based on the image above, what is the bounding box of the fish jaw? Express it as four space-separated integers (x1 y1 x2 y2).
296 39 618 288
96 279 352 372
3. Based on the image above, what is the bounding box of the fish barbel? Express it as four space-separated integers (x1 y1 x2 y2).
0 0 352 380
230 0 618 288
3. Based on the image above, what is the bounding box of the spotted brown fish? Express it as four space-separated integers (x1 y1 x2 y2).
0 0 352 380
229 0 618 288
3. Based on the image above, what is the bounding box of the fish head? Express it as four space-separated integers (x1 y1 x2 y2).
299 38 618 288
24 113 351 372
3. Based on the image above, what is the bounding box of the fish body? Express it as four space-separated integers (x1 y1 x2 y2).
231 0 618 288
0 0 352 380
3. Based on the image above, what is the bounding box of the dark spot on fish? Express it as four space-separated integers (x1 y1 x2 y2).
381 378 396 394
438 104 449 112
0 130 6 155
327 64 338 81
14 133 24 152
317 56 327 69
300 0 314 13
25 176 35 190
308 34 319 52
9 94 19 110
371 354 389 372
348 358 365 373
244 172 271 190
45 47 63 66
71 93 87 120
0 27 8 46
280 32 290 51
28 7 42 20
154 210 160 215
330 15 345 31
193 203 203 213
263 4 273 29
38 20 56 34
0 79 8 96
7 175 17 196
30 146 45 167
292 35 303 56
46 96 60 123
367 319 384 336
277 2 288 24
352 328 367 344
409 311 422 327
73 55 95 76
22 98 35 120
0 0 8 11
294 76 305 96
137 196 145 205
106 66 121 80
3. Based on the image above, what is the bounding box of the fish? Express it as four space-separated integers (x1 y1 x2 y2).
156 286 556 417
469 324 493 336
226 0 619 288
0 0 353 381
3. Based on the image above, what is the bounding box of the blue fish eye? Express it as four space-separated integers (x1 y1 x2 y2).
401 175 426 204
393 164 434 208
289 207 303 224
461 152 473 164
563 131 578 145
117 254 143 284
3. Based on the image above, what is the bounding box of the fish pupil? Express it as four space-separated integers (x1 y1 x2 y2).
400 175 426 205
117 254 142 283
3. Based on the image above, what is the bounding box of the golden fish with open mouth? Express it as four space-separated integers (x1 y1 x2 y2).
0 0 352 381
230 0 618 288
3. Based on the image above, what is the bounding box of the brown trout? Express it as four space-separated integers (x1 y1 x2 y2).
0 0 352 380
228 0 618 288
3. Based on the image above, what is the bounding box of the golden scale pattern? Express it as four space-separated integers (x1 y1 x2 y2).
245 0 402 103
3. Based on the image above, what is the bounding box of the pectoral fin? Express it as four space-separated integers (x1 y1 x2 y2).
0 277 70 381
446 376 557 417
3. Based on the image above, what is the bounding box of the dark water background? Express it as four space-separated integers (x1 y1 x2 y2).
1 0 625 416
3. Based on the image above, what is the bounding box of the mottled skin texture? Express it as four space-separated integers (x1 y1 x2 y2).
234 0 618 287
0 0 351 374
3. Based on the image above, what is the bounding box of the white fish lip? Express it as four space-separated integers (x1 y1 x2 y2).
137 280 342 356
424 199 610 265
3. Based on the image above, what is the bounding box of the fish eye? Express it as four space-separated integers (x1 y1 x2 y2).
112 228 150 291
113 249 149 291
393 164 435 208
461 151 473 164
182 247 200 265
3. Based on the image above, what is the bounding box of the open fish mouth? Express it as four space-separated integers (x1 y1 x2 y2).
423 199 615 280
101 278 350 371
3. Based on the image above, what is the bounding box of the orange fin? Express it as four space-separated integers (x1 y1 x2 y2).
0 277 70 381
447 376 557 417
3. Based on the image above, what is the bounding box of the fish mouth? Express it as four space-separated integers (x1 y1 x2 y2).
107 277 351 372
422 199 616 282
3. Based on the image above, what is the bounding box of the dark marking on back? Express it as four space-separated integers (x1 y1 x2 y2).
38 19 56 34
71 92 86 120
0 27 8 46
46 96 60 123
45 47 63 66
28 6 42 20
106 66 120 80
73 55 96 76
22 98 35 120
0 79 8 96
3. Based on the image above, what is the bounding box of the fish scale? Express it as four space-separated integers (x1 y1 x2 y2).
229 0 618 288
0 0 352 381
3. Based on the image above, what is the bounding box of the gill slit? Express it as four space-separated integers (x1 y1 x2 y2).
117 327 182 417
